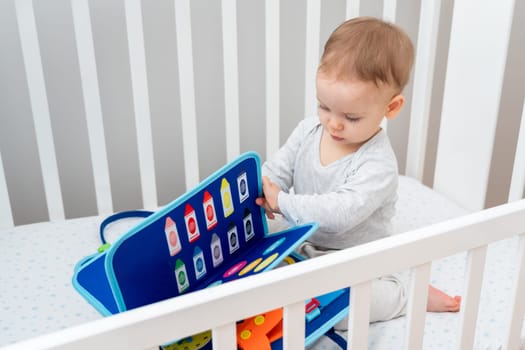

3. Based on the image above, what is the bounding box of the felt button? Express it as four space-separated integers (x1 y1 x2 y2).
254 253 279 272
238 258 262 276
254 315 265 325
283 256 295 265
240 330 252 340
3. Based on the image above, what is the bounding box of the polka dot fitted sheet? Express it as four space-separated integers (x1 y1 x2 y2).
0 216 144 346
1 176 523 349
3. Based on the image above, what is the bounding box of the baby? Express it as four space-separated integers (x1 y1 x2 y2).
256 16 460 322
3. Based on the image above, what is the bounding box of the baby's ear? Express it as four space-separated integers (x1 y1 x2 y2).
385 94 405 120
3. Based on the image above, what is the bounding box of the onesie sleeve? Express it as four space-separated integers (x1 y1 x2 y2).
262 117 317 192
277 148 398 234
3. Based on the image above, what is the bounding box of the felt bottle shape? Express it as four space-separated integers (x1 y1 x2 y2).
210 233 223 267
220 178 234 218
237 171 249 203
243 208 254 242
175 259 190 293
193 246 206 280
164 216 182 256
227 223 240 254
184 203 200 243
202 191 218 230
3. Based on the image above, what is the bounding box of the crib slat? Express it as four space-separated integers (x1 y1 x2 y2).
303 0 321 118
503 234 525 350
71 0 113 215
283 301 306 350
381 0 397 23
348 281 371 350
124 0 157 209
174 0 200 189
378 0 397 134
405 263 431 349
265 0 280 158
508 99 525 202
221 0 241 161
0 152 14 228
212 322 237 349
434 0 515 211
457 245 487 349
345 0 360 19
15 0 65 221
405 0 441 181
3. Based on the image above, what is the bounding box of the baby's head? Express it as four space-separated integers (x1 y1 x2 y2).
315 17 414 150
318 16 414 95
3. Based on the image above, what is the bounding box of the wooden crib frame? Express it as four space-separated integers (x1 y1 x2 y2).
1 0 525 349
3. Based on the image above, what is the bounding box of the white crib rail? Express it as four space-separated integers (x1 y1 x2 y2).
345 0 359 20
265 0 280 159
405 262 431 349
0 152 13 229
71 0 113 216
458 245 487 349
14 0 65 222
174 0 200 190
509 99 525 202
433 0 516 212
347 281 372 348
405 0 441 182
124 0 157 209
303 0 321 118
221 0 241 161
504 233 525 350
378 0 397 133
2 199 525 350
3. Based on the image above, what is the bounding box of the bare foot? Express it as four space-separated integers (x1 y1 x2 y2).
426 285 461 312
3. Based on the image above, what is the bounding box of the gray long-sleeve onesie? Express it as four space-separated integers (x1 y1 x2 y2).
262 116 399 250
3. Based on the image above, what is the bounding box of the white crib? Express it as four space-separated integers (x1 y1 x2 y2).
1 0 525 349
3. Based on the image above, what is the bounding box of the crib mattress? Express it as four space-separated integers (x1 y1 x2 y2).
0 176 523 349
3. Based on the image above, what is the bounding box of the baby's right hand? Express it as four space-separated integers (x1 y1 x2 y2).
255 197 275 219
256 176 282 219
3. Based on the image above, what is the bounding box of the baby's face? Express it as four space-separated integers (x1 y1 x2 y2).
316 72 394 153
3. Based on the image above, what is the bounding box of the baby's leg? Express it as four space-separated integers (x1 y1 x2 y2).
427 285 461 312
333 275 408 330
368 275 461 322
368 273 409 323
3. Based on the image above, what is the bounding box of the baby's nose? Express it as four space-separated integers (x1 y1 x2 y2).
329 117 344 130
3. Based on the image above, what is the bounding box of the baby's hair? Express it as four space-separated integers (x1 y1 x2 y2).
318 17 414 93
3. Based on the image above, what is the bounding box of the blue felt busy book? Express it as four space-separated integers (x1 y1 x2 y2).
72 152 319 316
73 151 351 349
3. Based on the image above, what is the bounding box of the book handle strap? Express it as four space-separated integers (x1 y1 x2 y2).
99 210 154 246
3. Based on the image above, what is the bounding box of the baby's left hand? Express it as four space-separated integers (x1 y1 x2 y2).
255 176 281 219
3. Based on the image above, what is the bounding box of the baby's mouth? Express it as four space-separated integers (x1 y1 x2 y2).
330 134 344 141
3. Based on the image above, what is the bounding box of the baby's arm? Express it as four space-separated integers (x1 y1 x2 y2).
278 159 397 233
262 118 316 191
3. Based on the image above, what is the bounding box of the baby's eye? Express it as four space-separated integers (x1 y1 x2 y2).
318 104 329 111
345 115 360 122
